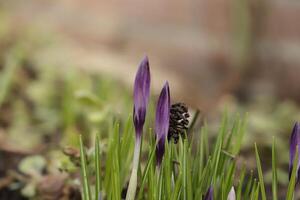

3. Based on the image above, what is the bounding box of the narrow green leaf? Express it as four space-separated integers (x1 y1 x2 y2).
224 163 236 196
172 174 182 200
120 116 134 186
250 180 259 200
95 133 101 200
79 135 91 200
137 144 156 199
271 137 278 200
236 166 246 200
212 112 228 184
244 172 254 198
157 167 164 200
232 114 247 155
286 147 298 200
254 143 266 200
182 138 192 200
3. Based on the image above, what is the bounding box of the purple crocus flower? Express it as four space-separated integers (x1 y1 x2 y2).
289 122 300 183
126 56 150 200
204 186 213 200
133 56 150 138
155 82 170 166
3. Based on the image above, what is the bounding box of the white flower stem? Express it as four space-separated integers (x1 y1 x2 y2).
126 136 141 200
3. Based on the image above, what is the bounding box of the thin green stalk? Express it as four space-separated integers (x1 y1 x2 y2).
137 143 156 199
236 166 246 200
254 143 266 200
171 172 182 200
95 133 101 200
271 137 278 200
244 172 254 197
157 166 164 200
79 135 91 200
286 147 299 200
181 138 192 200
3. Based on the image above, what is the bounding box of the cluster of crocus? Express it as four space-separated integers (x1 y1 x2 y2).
126 56 188 200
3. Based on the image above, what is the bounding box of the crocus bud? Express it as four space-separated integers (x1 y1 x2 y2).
289 122 300 184
204 186 213 200
133 56 150 138
155 82 170 166
126 56 151 200
227 187 235 200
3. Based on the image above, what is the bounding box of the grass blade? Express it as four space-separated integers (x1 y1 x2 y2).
286 147 298 200
236 166 246 200
95 133 101 200
271 137 278 200
181 137 192 200
137 144 156 199
79 135 91 200
254 143 266 200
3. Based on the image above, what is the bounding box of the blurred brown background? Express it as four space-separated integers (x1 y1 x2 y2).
2 0 300 110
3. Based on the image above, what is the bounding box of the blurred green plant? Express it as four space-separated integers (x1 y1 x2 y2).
79 113 300 200
79 112 249 199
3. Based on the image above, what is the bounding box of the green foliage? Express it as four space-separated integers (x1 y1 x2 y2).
79 113 244 199
78 111 300 200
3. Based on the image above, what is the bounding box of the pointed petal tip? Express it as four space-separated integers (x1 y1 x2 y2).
227 187 235 200
142 54 149 61
163 81 169 89
140 55 149 68
162 81 169 91
291 122 300 139
204 186 213 200
294 122 300 129
136 56 150 77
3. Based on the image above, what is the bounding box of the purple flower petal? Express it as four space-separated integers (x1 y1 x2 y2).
133 56 150 138
289 122 300 183
155 82 170 166
204 186 213 200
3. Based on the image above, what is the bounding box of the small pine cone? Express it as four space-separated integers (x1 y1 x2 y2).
168 103 190 143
